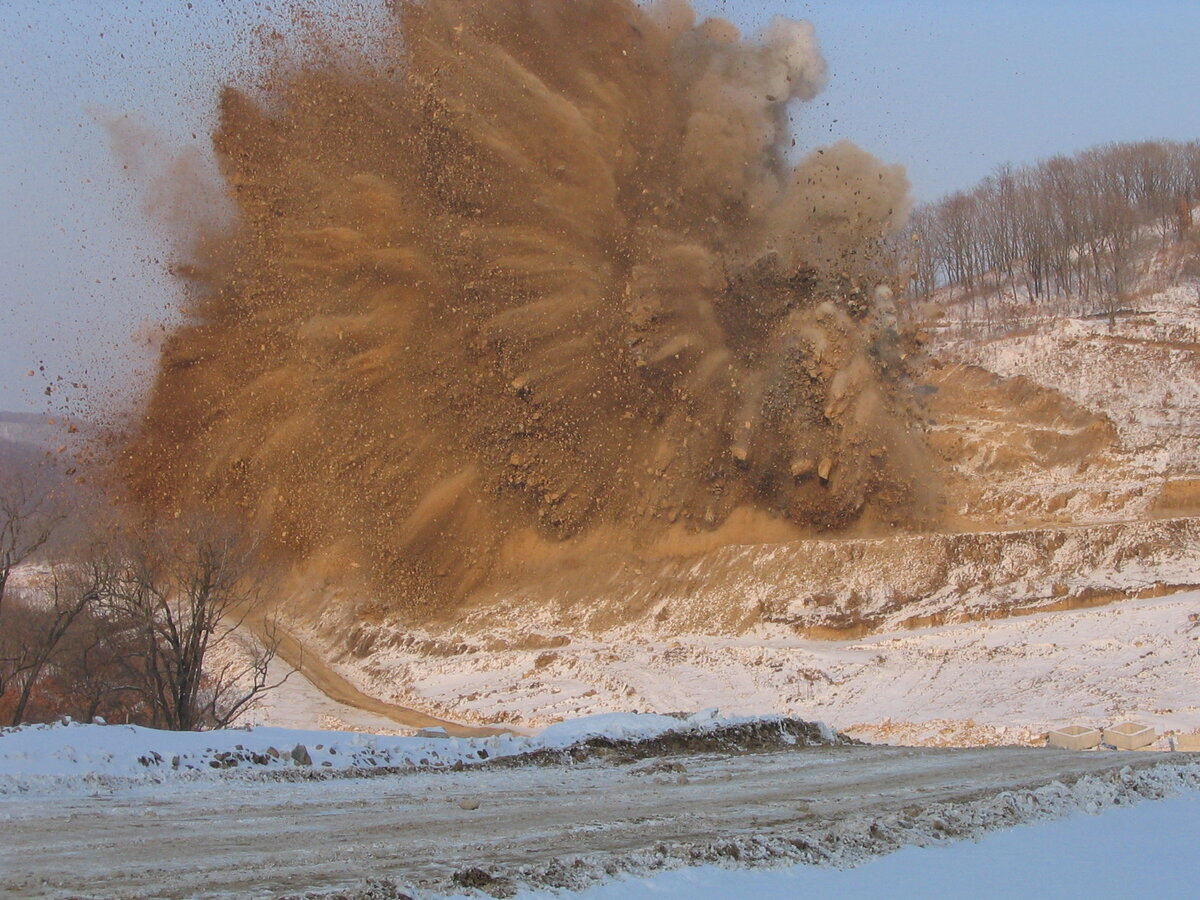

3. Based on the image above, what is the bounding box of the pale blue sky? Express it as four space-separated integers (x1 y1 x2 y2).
3 1 1199 415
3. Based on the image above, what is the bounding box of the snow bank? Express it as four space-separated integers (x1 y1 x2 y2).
0 709 841 792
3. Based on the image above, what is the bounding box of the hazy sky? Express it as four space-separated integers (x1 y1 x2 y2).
2 0 1199 415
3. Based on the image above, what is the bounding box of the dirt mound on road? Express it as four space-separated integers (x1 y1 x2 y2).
497 717 859 769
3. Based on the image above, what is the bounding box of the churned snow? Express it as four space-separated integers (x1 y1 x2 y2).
2 710 1198 899
478 786 1200 900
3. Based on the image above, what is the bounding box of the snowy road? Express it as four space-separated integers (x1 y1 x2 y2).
3 746 1192 899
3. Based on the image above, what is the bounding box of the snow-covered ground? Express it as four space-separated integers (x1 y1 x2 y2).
0 709 779 789
217 631 417 736
482 787 1200 900
2 714 1197 899
5 563 1199 899
295 590 1200 747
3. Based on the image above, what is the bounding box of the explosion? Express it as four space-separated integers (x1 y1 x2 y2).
120 0 928 617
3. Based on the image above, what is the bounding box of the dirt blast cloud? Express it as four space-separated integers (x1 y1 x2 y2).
120 0 927 618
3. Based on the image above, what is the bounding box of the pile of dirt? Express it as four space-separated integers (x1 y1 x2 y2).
491 717 859 769
116 0 929 619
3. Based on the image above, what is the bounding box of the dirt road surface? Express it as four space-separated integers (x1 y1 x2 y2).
258 618 509 738
2 746 1190 899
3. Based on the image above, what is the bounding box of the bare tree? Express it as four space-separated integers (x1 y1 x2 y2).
3 471 292 729
3 560 109 726
105 521 291 731
0 477 61 618
50 598 149 724
913 139 1200 323
193 613 294 730
0 477 64 716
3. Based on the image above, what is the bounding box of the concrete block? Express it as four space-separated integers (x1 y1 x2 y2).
1103 722 1156 750
1173 732 1200 752
1048 725 1101 750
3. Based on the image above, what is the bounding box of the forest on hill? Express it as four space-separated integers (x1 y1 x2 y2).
902 140 1200 314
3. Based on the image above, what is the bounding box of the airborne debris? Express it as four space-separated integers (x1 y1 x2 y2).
119 0 927 621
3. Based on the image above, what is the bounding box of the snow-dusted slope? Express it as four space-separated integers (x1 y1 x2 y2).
946 283 1200 480
299 591 1200 746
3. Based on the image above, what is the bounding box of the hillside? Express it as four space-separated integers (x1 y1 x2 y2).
20 0 1195 749
272 251 1200 746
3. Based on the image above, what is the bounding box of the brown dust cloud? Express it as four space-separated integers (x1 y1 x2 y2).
117 0 934 620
